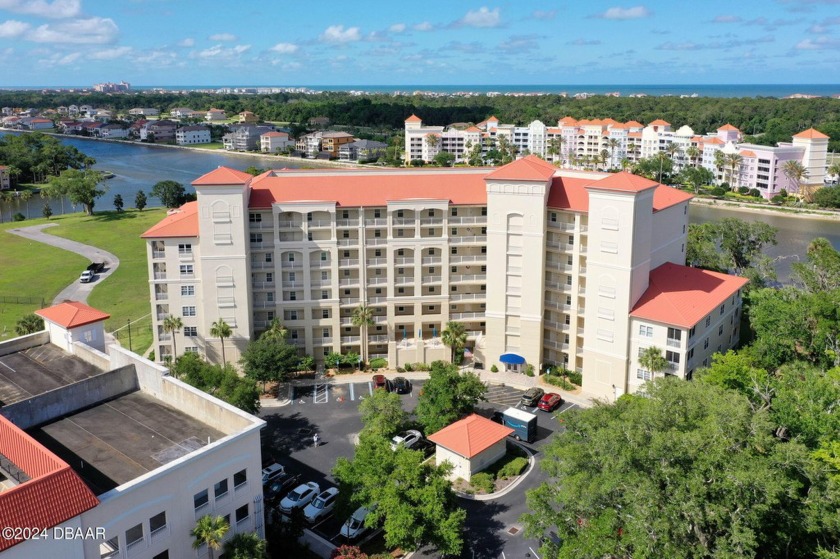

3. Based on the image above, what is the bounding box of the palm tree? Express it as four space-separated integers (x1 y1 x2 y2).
607 137 620 168
547 137 562 165
685 146 701 168
210 318 233 366
162 315 183 360
828 161 840 182
441 321 467 364
262 317 288 341
224 532 267 559
18 190 32 219
783 159 810 200
424 133 440 159
665 143 682 171
638 346 669 381
599 149 611 171
713 150 726 184
191 515 229 559
351 305 375 365
724 153 743 190
15 313 44 336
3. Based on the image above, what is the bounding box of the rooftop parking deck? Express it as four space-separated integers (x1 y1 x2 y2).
28 391 225 495
0 344 102 407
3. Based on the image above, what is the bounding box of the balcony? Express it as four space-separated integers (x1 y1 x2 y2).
251 261 274 269
249 220 274 230
153 272 167 280
341 336 360 344
364 218 387 226
392 218 416 226
451 311 484 320
450 235 487 245
178 250 194 261
366 258 387 266
281 261 303 269
449 255 485 264
339 278 360 287
311 260 331 268
394 277 415 285
422 275 442 284
155 292 168 301
544 339 570 351
368 277 387 285
466 330 484 338
450 274 485 283
421 256 442 264
307 219 332 228
152 250 165 259
282 281 303 288
277 221 303 229
369 297 387 304
394 257 415 266
314 337 333 345
250 242 274 250
252 281 275 289
337 238 360 247
366 237 387 246
340 298 360 306
667 338 681 348
369 334 388 343
339 258 359 267
449 216 486 225
420 217 443 225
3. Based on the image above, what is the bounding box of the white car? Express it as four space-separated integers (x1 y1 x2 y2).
340 504 376 539
303 487 339 523
278 482 319 514
79 270 94 283
261 463 285 486
390 429 423 451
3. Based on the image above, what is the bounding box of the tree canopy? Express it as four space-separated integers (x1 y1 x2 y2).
0 132 92 184
414 361 486 434
45 169 106 215
686 218 778 287
239 334 300 391
171 352 260 414
358 387 408 438
151 179 192 208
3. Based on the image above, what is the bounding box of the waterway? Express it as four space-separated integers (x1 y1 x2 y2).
2 135 840 283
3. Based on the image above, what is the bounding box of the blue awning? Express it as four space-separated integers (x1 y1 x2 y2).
499 353 526 365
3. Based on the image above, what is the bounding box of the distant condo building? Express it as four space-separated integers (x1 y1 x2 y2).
143 157 747 400
405 115 828 199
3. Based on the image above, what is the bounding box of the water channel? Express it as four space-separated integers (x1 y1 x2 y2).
2 134 840 283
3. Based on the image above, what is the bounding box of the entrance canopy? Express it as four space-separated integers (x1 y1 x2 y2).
499 353 525 365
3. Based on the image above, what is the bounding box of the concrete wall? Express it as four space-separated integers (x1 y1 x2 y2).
470 439 508 477
0 366 137 429
436 445 471 481
0 330 48 357
71 340 110 370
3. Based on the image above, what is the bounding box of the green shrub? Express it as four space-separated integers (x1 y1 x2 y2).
748 188 761 197
404 362 413 372
12 212 25 222
544 375 574 390
470 472 494 493
567 370 583 386
780 189 789 198
771 194 786 204
369 357 388 370
396 367 405 373
710 187 727 197
524 364 535 377
498 457 528 479
490 364 499 373
737 186 749 195
411 362 430 371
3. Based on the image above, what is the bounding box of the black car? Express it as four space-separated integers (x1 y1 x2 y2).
393 376 411 394
264 474 300 503
520 387 545 407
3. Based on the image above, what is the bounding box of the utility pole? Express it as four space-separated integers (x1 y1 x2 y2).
127 318 132 352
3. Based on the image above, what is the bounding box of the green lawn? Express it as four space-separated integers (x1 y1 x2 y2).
194 142 225 150
0 209 166 351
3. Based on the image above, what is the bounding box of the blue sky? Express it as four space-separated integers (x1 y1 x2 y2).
0 0 839 86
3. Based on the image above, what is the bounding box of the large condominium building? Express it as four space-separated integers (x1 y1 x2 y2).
0 301 265 559
143 156 747 400
406 115 829 199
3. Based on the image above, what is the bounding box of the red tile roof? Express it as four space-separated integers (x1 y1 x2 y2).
652 186 694 212
548 175 692 213
485 154 557 181
630 263 749 328
740 150 757 158
192 166 253 186
705 137 725 145
141 201 199 238
649 119 671 126
261 131 288 138
0 416 98 551
427 414 513 459
625 120 644 128
717 123 740 131
404 114 422 123
793 128 829 139
585 171 659 193
35 301 110 329
558 116 578 126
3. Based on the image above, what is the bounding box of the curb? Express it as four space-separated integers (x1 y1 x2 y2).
454 440 535 502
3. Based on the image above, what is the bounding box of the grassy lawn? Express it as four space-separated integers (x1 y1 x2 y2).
195 142 225 150
0 221 88 340
47 208 166 354
0 209 166 352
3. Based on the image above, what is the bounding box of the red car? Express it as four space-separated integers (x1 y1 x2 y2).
372 374 389 391
537 392 563 412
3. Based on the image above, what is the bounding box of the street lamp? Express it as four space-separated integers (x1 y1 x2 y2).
358 355 362 371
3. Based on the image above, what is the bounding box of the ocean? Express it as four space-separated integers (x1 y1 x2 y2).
4 84 840 98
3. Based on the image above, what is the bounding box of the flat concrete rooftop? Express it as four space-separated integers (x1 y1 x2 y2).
28 391 225 495
0 344 102 406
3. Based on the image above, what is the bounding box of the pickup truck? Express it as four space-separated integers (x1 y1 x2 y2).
87 262 105 274
79 270 94 283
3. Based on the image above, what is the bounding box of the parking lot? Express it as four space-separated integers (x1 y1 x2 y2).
260 377 578 557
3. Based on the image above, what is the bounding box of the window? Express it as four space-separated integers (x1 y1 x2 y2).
566 275 572 286
235 504 249 524
397 249 404 256
397 229 404 237
451 247 458 254
323 328 330 338
289 292 297 301
184 326 197 337
321 251 328 261
481 227 487 235
481 246 487 254
639 325 653 337
182 306 196 317
321 271 328 280
100 536 119 558
181 285 195 296
687 348 695 361
267 292 275 302
321 291 329 300
667 327 681 341
233 469 247 489
323 348 330 356
375 288 382 294
265 252 272 262
397 210 404 218
375 249 382 257
194 489 209 510
428 209 434 217
718 325 724 335
343 269 350 277
344 289 351 296
322 309 330 318
185 346 198 353
481 207 487 216
307 232 313 241
149 511 167 536
666 350 680 364
250 233 262 243
374 229 382 238
451 228 457 236
451 208 458 216
342 210 349 219
343 250 350 257
719 304 725 315
637 369 652 381
550 212 557 222
179 264 193 276
705 316 711 327
429 248 436 255
398 287 404 294
288 253 295 262
125 524 144 549
689 326 695 339
178 243 192 254
374 209 381 218
704 338 709 350
568 236 574 246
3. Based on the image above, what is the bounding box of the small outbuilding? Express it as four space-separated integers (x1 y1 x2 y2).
427 414 513 481
35 301 110 353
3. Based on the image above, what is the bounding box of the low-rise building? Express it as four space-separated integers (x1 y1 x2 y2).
427 414 513 481
296 131 355 158
0 165 10 190
0 301 266 559
96 123 129 139
129 108 160 117
260 131 294 153
176 125 212 145
140 119 178 143
238 111 258 124
205 108 227 122
223 125 274 151
339 139 388 162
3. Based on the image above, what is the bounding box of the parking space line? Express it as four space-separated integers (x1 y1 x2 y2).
367 382 372 395
349 383 355 401
0 360 15 373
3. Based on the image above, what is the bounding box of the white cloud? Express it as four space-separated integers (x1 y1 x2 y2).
596 6 652 20
796 36 840 49
89 46 132 60
459 7 501 28
389 23 406 33
27 17 119 44
532 10 557 20
177 38 194 47
269 42 298 54
0 19 30 38
0 0 80 19
713 15 742 23
499 34 540 52
568 38 602 46
413 21 433 31
320 25 361 43
209 33 237 42
194 43 251 59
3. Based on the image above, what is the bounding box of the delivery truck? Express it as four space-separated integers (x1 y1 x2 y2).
494 407 538 443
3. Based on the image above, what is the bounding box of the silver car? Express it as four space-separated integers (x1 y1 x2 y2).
303 487 339 523
278 482 319 514
340 504 376 539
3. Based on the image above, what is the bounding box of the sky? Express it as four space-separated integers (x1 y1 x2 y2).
0 0 839 87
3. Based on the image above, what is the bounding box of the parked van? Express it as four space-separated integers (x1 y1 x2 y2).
494 407 538 443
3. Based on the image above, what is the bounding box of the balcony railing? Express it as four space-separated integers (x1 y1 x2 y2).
336 219 357 227
366 258 387 266
449 216 486 224
277 221 303 229
339 278 360 286
152 250 165 259
282 262 303 269
449 235 487 245
451 311 484 320
341 336 360 344
155 292 168 300
252 281 275 289
307 219 332 228
422 275 442 283
314 337 333 345
337 238 359 246
364 218 387 226
369 297 387 304
666 339 681 348
369 334 388 343
392 218 416 226
421 256 442 264
311 260 332 268
368 277 387 285
340 297 360 305
449 255 485 264
419 217 443 225
394 277 415 285
394 257 415 265
339 259 359 267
